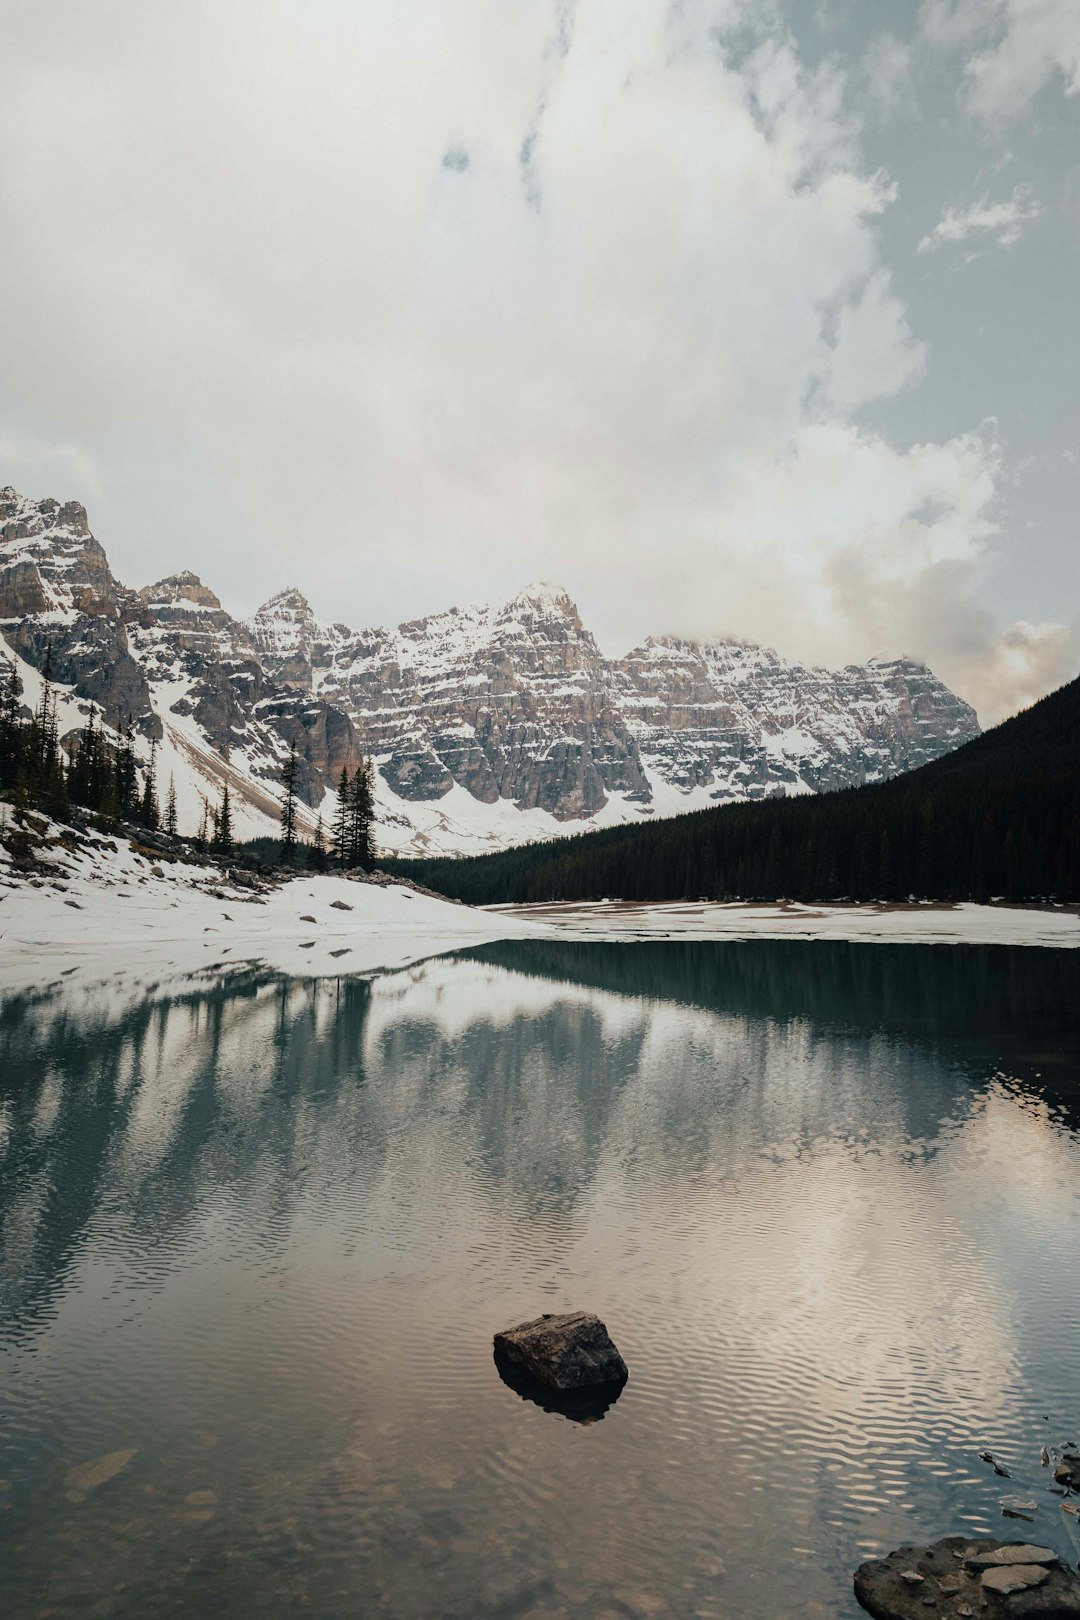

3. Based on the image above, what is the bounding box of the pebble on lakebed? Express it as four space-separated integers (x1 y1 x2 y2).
853 1537 1080 1618
493 1311 628 1392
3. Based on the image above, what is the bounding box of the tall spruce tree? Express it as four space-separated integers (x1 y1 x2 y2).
213 782 234 857
333 767 351 867
0 650 23 791
165 775 178 837
312 812 327 871
279 744 299 865
140 740 160 830
348 757 375 869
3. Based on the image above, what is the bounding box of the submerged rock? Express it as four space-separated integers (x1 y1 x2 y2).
64 1448 137 1493
854 1536 1080 1618
493 1311 627 1393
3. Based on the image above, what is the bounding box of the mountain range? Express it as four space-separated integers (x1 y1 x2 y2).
0 485 981 854
392 667 1079 904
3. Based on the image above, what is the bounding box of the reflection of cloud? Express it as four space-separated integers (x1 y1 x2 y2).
4 945 1080 1614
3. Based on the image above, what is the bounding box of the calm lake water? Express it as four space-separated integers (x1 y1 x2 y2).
2 940 1080 1620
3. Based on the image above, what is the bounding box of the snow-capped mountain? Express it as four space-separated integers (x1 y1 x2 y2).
0 488 363 841
1 485 981 855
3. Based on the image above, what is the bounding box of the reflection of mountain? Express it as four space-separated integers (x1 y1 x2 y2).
3 944 1080 1620
3 940 1078 1348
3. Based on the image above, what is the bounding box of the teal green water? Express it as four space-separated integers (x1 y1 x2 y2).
2 940 1080 1619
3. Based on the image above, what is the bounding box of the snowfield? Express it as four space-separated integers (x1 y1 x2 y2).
492 898 1080 948
0 815 550 996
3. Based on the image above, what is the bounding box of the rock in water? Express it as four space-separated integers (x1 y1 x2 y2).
854 1536 1080 1618
493 1311 627 1392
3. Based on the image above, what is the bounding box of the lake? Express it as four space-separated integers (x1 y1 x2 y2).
2 939 1080 1619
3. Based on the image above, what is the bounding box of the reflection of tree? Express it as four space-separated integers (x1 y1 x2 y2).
460 937 1080 1107
2 940 1078 1351
0 971 375 1340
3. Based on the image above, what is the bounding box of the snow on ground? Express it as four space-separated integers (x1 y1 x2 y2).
0 813 550 997
491 898 1080 949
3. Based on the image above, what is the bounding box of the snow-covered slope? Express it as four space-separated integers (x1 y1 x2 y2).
2 484 981 856
0 808 549 994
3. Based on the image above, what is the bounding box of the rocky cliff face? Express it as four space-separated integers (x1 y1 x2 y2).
0 488 363 825
246 581 979 845
2 485 981 853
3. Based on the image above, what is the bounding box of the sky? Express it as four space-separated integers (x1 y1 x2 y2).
1 0 1077 724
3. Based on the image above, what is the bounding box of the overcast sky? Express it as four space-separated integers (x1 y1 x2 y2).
2 0 1078 722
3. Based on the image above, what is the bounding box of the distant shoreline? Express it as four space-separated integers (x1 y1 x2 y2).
489 898 1080 949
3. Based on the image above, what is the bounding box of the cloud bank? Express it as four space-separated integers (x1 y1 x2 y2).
0 0 1075 724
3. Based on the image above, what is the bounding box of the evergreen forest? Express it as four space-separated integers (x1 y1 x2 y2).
386 673 1080 905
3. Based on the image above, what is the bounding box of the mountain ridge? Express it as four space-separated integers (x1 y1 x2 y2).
1 484 981 854
385 670 1080 905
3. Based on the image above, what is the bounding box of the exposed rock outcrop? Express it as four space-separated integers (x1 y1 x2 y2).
854 1537 1080 1618
1 489 362 811
243 578 981 835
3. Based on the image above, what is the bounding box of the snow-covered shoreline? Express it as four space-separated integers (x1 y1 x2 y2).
5 806 1078 1010
0 816 550 997
490 898 1080 949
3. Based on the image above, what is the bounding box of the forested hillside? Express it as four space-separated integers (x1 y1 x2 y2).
386 674 1080 905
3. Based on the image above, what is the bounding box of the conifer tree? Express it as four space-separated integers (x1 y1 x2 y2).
348 757 375 869
0 650 23 790
279 744 299 865
165 775 178 838
114 715 138 818
213 782 234 856
140 740 160 830
195 798 209 854
312 812 327 871
333 767 351 867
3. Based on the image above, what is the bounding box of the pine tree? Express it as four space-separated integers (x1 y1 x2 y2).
213 782 234 856
333 767 351 867
279 744 299 865
311 812 326 871
195 798 209 854
165 775 178 838
0 649 23 790
140 739 160 830
114 715 138 818
348 757 375 869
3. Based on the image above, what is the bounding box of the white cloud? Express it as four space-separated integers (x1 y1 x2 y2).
0 0 1059 721
917 184 1043 250
862 32 919 121
921 0 1080 117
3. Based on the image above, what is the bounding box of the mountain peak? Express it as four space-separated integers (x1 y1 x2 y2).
253 587 313 619
513 581 574 607
139 572 223 611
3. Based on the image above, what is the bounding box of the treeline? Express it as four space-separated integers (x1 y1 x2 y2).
1 646 378 871
386 674 1080 905
275 757 376 871
0 648 175 833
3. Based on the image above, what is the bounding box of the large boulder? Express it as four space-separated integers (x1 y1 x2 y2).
854 1536 1080 1618
493 1311 627 1392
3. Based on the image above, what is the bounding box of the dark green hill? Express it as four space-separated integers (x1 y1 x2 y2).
384 673 1080 905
